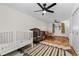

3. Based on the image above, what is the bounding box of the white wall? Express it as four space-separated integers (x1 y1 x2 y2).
70 7 79 55
47 23 52 33
0 4 48 31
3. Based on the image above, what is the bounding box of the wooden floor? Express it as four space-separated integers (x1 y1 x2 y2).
43 36 70 47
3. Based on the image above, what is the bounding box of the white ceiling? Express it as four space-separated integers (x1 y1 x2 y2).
2 3 78 23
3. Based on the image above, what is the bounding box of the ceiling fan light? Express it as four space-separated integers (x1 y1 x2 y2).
43 10 47 13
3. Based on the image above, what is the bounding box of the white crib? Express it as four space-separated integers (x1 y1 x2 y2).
0 30 33 55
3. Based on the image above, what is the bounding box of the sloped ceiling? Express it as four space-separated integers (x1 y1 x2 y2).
2 3 78 23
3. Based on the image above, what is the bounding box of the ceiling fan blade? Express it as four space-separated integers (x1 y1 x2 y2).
37 3 44 10
47 3 56 9
46 10 54 13
34 10 43 12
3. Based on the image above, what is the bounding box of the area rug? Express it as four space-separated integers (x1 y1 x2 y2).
40 41 71 50
24 43 70 56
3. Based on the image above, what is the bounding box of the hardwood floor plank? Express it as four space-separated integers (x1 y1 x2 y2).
67 46 77 56
65 51 72 56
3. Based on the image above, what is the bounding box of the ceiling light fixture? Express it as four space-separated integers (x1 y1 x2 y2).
42 10 47 14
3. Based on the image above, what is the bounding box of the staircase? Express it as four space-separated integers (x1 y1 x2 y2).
24 44 72 56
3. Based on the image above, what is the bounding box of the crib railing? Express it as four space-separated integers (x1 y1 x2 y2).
0 30 33 55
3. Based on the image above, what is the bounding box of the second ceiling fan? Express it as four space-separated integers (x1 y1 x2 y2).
34 3 57 16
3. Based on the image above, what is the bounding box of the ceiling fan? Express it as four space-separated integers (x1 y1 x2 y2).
34 3 56 16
